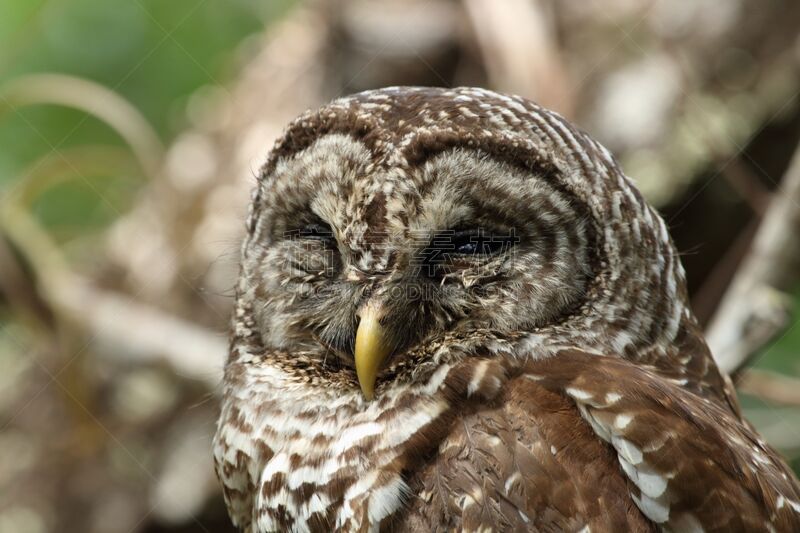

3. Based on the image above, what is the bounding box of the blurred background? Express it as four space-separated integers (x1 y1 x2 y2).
1 0 799 531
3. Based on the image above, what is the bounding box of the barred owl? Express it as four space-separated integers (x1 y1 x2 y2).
213 87 800 532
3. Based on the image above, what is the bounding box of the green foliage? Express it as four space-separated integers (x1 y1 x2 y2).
0 0 293 237
739 288 800 469
751 289 800 377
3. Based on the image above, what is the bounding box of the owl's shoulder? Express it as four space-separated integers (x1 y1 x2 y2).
401 349 800 531
401 361 653 531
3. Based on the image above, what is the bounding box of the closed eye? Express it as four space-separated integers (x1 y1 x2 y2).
417 227 518 276
297 221 335 242
284 219 339 277
447 228 518 255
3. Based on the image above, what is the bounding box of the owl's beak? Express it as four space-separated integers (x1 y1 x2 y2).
354 303 392 401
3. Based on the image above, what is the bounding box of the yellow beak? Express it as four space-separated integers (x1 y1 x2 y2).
354 304 392 400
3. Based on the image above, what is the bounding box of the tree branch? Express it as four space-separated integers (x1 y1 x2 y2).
738 368 800 407
706 140 800 374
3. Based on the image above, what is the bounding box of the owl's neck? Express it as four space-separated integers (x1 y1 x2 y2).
215 346 510 531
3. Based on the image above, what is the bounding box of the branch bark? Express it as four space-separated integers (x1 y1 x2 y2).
738 368 800 407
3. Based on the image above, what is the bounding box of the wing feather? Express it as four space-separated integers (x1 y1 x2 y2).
533 350 800 532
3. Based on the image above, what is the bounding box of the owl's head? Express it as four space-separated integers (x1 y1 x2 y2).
233 87 696 400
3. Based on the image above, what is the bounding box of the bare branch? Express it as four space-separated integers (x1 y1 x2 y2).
53 278 226 389
0 198 225 389
706 141 800 374
461 0 573 116
738 368 800 407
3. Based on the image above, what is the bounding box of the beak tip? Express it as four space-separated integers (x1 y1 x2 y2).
354 303 389 403
356 365 377 401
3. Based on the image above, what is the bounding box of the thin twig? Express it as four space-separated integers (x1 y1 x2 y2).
0 73 164 179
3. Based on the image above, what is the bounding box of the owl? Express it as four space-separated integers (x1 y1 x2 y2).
213 87 800 532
